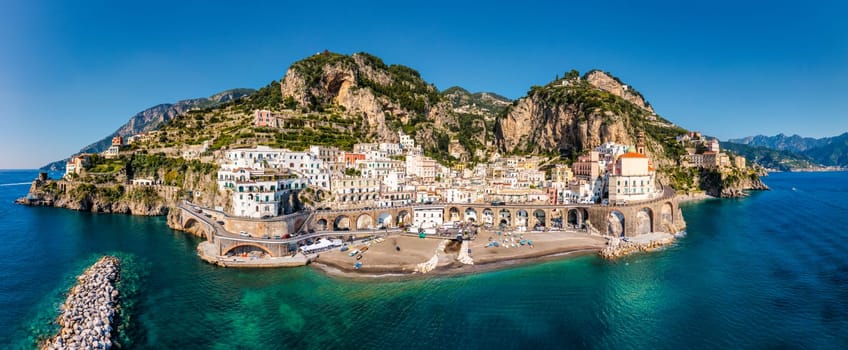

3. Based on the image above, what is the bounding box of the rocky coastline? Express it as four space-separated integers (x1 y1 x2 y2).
16 176 171 216
41 256 121 350
17 194 169 216
599 233 677 259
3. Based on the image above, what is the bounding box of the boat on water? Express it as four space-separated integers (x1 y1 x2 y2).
354 262 362 269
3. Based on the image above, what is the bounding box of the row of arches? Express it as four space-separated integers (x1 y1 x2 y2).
606 202 674 237
316 210 413 231
312 201 676 235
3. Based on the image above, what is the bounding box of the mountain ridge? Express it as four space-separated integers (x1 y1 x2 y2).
726 132 848 168
41 50 762 197
40 88 255 171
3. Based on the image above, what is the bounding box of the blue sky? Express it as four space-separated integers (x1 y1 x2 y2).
1 0 846 168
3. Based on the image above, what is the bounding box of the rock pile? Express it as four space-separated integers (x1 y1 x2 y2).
41 256 121 350
600 234 675 259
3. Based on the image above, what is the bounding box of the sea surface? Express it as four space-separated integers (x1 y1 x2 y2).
1 170 847 349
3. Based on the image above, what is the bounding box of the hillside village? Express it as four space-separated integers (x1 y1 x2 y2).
17 56 767 230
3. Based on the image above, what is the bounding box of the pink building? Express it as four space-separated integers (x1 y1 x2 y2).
254 110 278 128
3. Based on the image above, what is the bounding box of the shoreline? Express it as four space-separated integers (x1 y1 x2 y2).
676 192 715 203
309 246 603 281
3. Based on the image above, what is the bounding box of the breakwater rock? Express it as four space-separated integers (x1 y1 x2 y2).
600 233 675 259
41 256 121 350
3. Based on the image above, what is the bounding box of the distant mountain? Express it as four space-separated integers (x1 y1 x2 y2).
720 142 817 171
40 88 255 172
725 132 848 168
801 134 848 166
728 133 830 153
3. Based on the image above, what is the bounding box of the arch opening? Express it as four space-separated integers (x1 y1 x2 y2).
608 211 626 237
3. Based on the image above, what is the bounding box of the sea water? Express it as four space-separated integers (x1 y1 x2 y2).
1 170 847 349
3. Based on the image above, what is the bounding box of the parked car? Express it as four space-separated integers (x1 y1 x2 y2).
239 231 249 237
193 206 202 213
262 234 270 239
216 220 225 225
273 235 282 240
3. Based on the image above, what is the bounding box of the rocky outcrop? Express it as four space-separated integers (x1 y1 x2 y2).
600 234 675 259
280 53 409 142
17 180 171 216
696 168 770 198
41 256 121 350
584 70 653 113
495 93 632 154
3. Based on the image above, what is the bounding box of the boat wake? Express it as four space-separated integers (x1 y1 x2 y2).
0 182 30 187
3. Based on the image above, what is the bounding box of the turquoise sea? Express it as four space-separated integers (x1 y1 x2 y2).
1 170 847 349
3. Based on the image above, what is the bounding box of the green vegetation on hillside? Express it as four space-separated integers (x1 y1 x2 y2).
358 64 441 115
720 142 816 171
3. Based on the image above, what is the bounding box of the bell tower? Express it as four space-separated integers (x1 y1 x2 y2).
636 131 646 155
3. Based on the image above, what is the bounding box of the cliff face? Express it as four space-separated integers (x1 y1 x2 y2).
280 53 442 142
494 71 667 157
17 183 169 216
696 168 770 198
17 168 222 216
495 93 632 154
584 70 653 113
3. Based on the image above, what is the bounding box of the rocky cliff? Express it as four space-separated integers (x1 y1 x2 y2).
696 168 770 198
494 72 665 158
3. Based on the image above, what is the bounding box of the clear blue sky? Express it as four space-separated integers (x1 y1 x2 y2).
1 0 846 168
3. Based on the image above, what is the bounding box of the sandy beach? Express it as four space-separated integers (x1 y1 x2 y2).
311 232 608 278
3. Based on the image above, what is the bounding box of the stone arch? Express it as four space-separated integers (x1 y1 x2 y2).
499 209 511 228
396 210 410 226
464 208 478 222
316 218 328 231
608 210 626 237
636 207 653 235
661 202 674 228
184 217 211 241
377 212 392 229
223 243 274 257
533 209 546 229
448 207 461 222
550 209 563 229
482 208 494 225
515 209 529 228
567 208 580 229
356 213 374 230
334 215 351 230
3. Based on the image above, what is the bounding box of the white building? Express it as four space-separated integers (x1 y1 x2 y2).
230 177 308 218
607 148 657 204
413 206 444 229
406 154 437 182
399 130 415 150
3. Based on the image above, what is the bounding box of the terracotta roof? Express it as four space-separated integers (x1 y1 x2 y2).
619 152 648 159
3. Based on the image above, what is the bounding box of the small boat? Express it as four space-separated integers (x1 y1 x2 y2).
348 249 359 257
354 262 362 269
359 246 369 253
356 254 363 260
